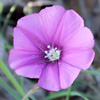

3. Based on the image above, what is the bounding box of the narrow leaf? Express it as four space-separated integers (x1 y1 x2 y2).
43 90 89 100
0 59 26 98
0 78 21 100
81 70 100 76
0 0 3 14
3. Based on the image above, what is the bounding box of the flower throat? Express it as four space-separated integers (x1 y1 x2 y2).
44 45 61 61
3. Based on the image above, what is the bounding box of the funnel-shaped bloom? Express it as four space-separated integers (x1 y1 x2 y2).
9 5 95 91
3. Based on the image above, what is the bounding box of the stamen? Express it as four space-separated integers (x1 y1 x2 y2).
47 45 51 49
44 56 48 58
45 51 48 54
44 47 61 61
55 47 57 50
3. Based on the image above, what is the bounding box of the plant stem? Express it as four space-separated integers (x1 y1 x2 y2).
66 86 72 100
22 84 39 100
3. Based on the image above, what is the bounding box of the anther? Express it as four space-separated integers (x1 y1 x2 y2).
44 47 61 61
55 47 57 50
47 45 51 49
44 56 48 58
45 51 48 54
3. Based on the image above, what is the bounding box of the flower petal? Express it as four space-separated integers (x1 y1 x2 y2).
14 27 40 52
54 10 84 47
15 64 45 78
59 61 80 89
9 49 46 78
39 5 65 43
62 49 95 70
63 27 94 50
38 62 60 91
17 13 49 51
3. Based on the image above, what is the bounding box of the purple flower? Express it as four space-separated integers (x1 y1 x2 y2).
9 5 95 91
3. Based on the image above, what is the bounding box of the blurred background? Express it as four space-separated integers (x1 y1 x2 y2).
0 0 100 100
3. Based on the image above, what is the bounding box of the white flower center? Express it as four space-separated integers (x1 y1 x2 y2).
44 45 61 61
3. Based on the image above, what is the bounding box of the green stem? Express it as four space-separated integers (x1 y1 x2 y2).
0 59 27 98
66 86 72 100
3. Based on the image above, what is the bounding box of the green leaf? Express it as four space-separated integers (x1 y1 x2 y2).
0 0 3 28
0 59 26 98
0 45 13 50
43 90 67 100
0 78 21 100
1 4 17 34
83 93 100 100
85 83 100 96
0 16 16 25
20 76 24 88
81 70 100 76
71 91 89 100
43 90 89 100
29 95 36 100
0 0 3 14
76 79 100 97
74 79 100 99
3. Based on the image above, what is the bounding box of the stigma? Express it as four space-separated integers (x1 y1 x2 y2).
44 45 61 61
